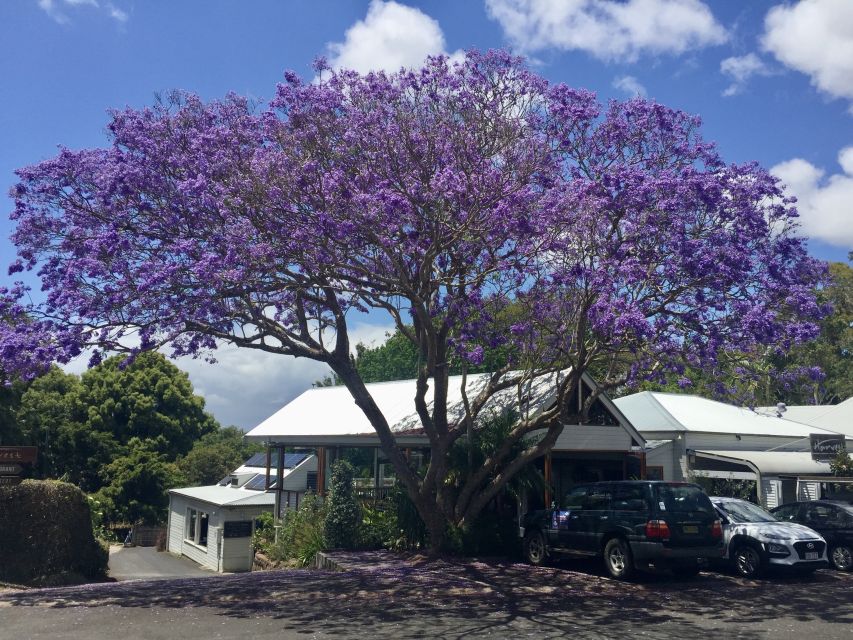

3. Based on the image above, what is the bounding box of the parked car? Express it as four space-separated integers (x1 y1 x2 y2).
771 500 853 571
711 497 828 578
521 481 724 580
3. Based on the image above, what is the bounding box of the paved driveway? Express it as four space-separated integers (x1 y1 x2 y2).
108 546 215 581
2 552 851 639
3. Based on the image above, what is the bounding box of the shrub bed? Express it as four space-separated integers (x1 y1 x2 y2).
0 480 109 586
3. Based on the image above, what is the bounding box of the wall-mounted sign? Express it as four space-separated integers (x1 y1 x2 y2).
810 434 846 462
223 520 253 538
0 447 37 464
0 476 23 486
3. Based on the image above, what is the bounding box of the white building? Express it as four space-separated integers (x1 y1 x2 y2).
245 371 646 511
614 392 853 508
166 452 317 572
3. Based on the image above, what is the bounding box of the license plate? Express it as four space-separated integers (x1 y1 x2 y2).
805 552 818 560
683 525 698 534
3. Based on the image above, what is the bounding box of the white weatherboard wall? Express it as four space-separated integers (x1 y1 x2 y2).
553 424 632 451
645 441 677 481
167 494 271 572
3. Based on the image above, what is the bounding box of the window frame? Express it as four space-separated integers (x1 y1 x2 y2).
184 507 210 547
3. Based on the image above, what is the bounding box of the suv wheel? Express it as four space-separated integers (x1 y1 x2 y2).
603 537 634 580
829 544 853 571
732 543 765 578
523 530 547 566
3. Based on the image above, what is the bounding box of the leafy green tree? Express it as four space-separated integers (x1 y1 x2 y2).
75 352 218 460
178 426 262 486
830 450 853 477
16 354 218 493
16 366 101 484
0 377 28 446
770 261 852 405
94 438 186 524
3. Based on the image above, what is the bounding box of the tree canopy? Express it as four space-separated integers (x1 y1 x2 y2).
2 51 827 547
9 353 227 524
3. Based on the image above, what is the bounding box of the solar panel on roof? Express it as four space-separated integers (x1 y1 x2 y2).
242 451 309 469
217 475 231 486
244 452 268 467
283 453 308 468
243 473 278 491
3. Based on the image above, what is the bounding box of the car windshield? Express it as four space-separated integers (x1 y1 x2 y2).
717 500 777 523
654 484 714 514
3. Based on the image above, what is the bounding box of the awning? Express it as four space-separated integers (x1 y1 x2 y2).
693 450 833 477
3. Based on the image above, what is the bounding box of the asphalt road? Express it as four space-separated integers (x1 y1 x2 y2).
108 546 216 581
2 552 851 639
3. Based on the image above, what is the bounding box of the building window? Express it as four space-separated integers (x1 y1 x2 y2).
646 466 664 481
185 508 209 547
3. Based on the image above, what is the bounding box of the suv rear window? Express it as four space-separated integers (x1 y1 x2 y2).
654 484 714 515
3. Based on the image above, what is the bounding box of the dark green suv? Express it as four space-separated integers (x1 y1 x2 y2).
522 481 724 579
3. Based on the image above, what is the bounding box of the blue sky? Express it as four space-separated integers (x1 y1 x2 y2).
0 0 851 427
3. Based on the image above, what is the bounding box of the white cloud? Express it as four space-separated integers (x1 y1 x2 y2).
720 53 772 96
771 147 853 249
106 2 128 23
37 0 128 24
612 75 647 97
61 321 396 429
175 346 329 430
485 0 727 63
326 0 462 74
762 0 853 109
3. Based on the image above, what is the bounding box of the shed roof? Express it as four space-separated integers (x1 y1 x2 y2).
169 484 276 507
614 391 844 438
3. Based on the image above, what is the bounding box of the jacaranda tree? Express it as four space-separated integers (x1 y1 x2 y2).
2 51 826 549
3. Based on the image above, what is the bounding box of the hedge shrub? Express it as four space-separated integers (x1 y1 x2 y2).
0 480 109 586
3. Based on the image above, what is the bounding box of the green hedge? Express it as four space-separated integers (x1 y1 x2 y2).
0 480 109 586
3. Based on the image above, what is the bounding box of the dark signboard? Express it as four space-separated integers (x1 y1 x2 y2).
810 434 846 462
0 447 37 465
223 520 253 538
0 476 23 487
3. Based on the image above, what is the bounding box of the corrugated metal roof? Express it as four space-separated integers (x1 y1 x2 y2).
614 391 844 438
169 484 276 507
246 370 565 440
761 398 853 438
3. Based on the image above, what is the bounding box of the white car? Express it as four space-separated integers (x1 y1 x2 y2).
711 497 828 578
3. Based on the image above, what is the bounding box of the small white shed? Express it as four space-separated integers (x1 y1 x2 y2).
166 453 316 572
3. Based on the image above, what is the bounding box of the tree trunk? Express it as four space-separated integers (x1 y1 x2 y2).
424 507 447 555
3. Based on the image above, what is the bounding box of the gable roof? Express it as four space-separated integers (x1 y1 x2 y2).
614 391 845 438
246 370 565 441
245 370 643 445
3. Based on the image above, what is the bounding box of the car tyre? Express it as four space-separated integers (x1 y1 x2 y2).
523 530 547 566
829 544 853 572
604 537 635 580
732 543 765 578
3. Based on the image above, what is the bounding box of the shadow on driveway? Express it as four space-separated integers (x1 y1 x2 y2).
108 546 215 581
2 552 852 639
